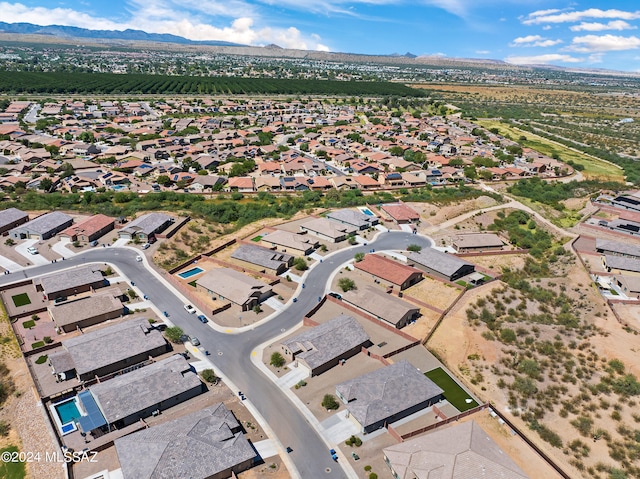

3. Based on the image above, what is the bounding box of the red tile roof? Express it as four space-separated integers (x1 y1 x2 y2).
354 254 422 287
381 203 420 222
60 214 114 238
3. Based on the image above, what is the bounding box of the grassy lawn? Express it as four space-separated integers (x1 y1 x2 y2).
31 341 44 349
251 235 263 242
425 367 479 412
10 294 31 308
476 120 625 182
0 446 26 479
21 320 35 329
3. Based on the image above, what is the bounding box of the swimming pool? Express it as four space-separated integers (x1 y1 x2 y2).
178 267 204 279
111 185 126 191
361 208 374 216
55 398 81 425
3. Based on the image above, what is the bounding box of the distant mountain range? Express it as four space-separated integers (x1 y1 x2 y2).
0 22 243 47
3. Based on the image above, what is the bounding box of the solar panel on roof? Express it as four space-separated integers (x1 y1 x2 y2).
78 390 107 432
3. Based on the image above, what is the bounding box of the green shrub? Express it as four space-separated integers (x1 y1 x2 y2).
322 394 339 410
201 369 217 383
34 355 48 365
164 326 184 344
338 278 356 292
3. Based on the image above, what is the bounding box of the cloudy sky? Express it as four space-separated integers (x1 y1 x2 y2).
3 1 640 71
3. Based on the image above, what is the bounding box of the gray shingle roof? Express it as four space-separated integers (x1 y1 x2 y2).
383 420 529 479
231 243 293 271
326 209 376 229
196 268 271 306
336 360 443 430
90 355 201 423
10 210 72 235
35 265 104 296
282 315 369 371
115 403 256 479
262 230 317 251
120 212 172 236
407 248 473 278
596 238 640 258
60 318 167 377
342 286 419 326
605 254 640 273
301 217 358 239
49 293 122 328
0 208 28 229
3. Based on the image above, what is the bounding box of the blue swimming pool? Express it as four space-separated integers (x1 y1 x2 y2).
55 399 81 425
111 185 126 191
361 208 374 216
61 422 77 434
178 267 204 279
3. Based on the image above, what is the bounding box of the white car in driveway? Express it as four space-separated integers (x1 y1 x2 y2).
26 247 38 255
184 304 196 314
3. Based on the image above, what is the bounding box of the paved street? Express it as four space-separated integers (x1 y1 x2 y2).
0 230 431 478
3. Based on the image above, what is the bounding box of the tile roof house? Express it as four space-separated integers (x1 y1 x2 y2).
342 285 420 329
115 403 256 479
354 254 423 290
380 202 420 224
196 268 273 311
336 360 443 433
34 265 106 300
407 248 475 282
300 217 358 243
58 214 115 243
383 420 529 479
281 315 371 376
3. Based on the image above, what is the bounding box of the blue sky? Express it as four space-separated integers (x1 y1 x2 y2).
3 1 640 71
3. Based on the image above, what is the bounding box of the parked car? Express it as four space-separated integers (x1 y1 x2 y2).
184 304 196 314
135 255 143 262
26 247 38 255
89 240 98 247
197 314 208 324
330 449 338 461
189 336 200 346
142 243 151 250
54 296 67 304
179 334 189 343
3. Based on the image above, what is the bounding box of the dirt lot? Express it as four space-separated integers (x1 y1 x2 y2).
404 276 462 311
410 196 501 228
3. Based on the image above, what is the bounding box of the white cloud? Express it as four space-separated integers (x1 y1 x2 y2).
567 34 640 52
475 50 490 54
0 1 330 50
570 20 637 32
505 53 583 65
523 8 640 25
588 53 604 63
510 35 562 47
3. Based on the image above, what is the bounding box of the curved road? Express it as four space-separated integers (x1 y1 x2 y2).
0 231 431 478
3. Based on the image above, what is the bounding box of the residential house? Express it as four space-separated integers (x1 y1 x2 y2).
48 318 168 381
58 214 115 243
300 217 357 243
380 202 420 224
406 248 475 282
335 360 444 433
115 403 256 479
326 209 379 230
34 265 106 300
281 315 371 376
9 211 73 240
196 268 273 311
78 355 203 433
342 286 420 329
261 230 318 256
231 244 293 275
48 290 124 333
226 177 255 192
383 420 529 479
354 254 423 290
0 208 29 235
118 213 173 241
453 233 504 253
595 238 640 260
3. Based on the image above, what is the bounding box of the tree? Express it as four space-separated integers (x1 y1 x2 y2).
322 394 339 410
164 326 184 344
270 352 286 368
407 244 421 252
338 278 356 292
293 257 308 271
354 252 364 262
39 177 53 192
156 175 171 187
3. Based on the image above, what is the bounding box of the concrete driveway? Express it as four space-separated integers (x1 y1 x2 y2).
15 239 50 266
